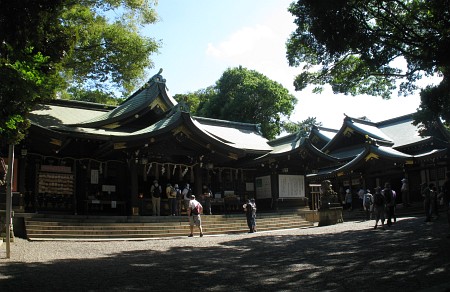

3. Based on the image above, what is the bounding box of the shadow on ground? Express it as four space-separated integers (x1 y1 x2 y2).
1 217 449 291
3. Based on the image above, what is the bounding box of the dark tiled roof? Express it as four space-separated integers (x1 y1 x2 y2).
69 72 176 128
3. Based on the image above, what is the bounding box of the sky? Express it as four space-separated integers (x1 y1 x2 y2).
143 0 438 130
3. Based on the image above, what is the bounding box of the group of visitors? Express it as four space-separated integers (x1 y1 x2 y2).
149 180 215 216
148 180 235 238
344 182 399 229
347 175 450 236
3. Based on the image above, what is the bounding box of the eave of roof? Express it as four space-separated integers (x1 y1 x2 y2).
69 71 176 128
193 116 271 152
322 116 394 152
307 142 444 180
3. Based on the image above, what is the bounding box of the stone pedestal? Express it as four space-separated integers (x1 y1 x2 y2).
318 207 343 226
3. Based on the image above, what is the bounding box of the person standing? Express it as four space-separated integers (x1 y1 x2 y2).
373 186 386 230
345 189 352 211
243 198 257 233
358 188 365 210
401 178 410 207
363 189 374 221
182 183 192 214
201 185 213 215
430 184 440 220
150 180 162 216
166 183 177 216
422 183 432 222
383 183 395 226
187 195 203 237
174 184 182 216
391 188 397 223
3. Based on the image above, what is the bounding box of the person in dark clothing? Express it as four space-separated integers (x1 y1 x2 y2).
383 183 395 226
422 183 433 222
373 186 386 230
201 185 213 215
243 199 257 233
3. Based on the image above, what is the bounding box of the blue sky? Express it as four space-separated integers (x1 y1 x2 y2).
142 0 433 129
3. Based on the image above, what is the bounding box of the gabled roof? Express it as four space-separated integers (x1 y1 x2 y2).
69 70 177 129
308 141 448 180
249 133 340 169
377 114 429 147
309 126 338 149
28 100 114 129
193 117 271 152
322 115 394 153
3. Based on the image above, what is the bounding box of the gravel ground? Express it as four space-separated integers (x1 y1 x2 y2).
1 216 450 292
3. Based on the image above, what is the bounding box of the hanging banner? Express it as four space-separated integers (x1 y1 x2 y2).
278 175 305 198
255 175 271 199
91 169 99 184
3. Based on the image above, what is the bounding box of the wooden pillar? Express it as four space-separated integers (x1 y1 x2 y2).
194 165 203 196
129 158 138 214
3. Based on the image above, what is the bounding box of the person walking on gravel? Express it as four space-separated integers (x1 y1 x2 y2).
188 195 204 237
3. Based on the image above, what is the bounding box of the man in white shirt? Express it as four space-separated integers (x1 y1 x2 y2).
187 195 203 237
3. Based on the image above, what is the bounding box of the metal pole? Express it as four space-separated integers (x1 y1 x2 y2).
5 144 14 258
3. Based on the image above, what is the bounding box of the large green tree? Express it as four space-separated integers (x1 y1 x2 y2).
177 66 297 140
286 0 450 128
0 0 159 144
283 117 322 136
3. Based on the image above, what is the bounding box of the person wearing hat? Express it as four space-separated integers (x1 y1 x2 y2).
187 194 203 237
401 178 410 207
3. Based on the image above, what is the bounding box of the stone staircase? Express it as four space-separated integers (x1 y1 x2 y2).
24 212 315 241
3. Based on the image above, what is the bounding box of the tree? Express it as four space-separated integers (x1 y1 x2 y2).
0 0 159 144
173 86 216 115
193 66 297 140
286 0 450 127
61 1 160 96
283 117 322 136
60 87 125 106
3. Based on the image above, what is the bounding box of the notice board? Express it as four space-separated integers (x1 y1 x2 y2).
255 175 272 199
278 175 305 198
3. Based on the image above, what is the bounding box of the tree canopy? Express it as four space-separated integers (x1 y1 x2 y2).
283 117 322 136
176 66 297 140
286 0 450 127
0 0 159 144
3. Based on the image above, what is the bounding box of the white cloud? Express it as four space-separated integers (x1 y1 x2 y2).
206 25 274 59
202 5 438 130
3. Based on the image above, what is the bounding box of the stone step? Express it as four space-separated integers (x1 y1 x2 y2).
25 213 314 240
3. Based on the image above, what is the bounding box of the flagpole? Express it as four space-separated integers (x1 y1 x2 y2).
5 144 14 258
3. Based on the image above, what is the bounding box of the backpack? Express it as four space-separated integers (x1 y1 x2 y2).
176 188 183 200
169 187 177 199
152 186 161 198
384 189 393 206
183 188 192 200
191 203 201 215
364 195 372 207
246 203 254 215
374 193 384 206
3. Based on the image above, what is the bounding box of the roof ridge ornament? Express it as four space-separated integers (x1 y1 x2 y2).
147 68 166 85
